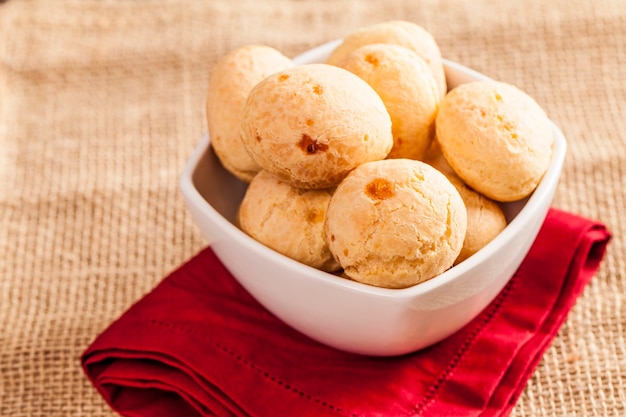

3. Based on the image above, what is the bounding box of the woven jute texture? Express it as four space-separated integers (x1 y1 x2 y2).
0 0 624 415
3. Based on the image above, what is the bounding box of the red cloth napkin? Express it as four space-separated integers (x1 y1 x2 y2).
82 208 611 417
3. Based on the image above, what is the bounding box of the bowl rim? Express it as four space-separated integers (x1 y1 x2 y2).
180 40 567 300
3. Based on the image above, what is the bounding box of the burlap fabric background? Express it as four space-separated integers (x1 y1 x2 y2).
0 0 623 415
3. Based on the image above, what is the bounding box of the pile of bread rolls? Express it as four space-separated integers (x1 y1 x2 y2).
205 21 554 289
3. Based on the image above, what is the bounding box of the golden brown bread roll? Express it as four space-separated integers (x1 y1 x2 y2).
238 170 340 272
447 175 507 264
240 63 393 189
324 158 467 288
435 80 554 202
423 138 508 263
326 20 447 99
206 45 293 182
337 43 440 161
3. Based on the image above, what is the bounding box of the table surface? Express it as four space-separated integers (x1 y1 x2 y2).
1 0 624 415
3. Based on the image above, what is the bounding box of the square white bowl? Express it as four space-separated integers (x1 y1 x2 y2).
180 40 566 356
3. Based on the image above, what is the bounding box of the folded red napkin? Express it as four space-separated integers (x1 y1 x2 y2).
82 208 611 417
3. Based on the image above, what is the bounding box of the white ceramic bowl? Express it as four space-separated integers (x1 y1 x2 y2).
180 40 566 356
